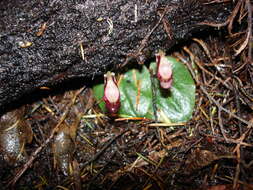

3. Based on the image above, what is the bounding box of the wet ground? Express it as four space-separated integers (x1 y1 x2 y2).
0 0 252 190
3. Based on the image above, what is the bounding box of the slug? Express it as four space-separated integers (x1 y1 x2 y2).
0 108 33 164
53 124 75 176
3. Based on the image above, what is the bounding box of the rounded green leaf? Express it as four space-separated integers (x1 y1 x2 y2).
93 56 195 122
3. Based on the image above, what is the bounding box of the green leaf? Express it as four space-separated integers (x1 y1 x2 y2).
93 56 195 122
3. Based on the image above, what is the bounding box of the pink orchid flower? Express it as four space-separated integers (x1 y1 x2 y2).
156 50 173 89
103 72 120 113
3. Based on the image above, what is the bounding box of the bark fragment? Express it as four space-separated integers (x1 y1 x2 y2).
0 0 233 112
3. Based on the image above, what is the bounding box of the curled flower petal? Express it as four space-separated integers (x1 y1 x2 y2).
156 50 173 89
103 72 120 113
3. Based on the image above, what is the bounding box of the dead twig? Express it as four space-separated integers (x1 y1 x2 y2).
246 0 252 61
200 85 252 126
232 119 253 188
218 107 229 142
183 46 233 90
199 0 242 34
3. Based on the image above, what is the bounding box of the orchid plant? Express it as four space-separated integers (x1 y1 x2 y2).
95 52 195 122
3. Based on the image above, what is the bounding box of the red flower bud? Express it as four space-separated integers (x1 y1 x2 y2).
103 72 120 113
156 50 173 89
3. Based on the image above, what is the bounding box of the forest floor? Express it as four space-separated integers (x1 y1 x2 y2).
0 1 253 190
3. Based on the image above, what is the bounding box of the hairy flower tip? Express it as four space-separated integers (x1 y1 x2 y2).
156 50 173 89
103 71 121 113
